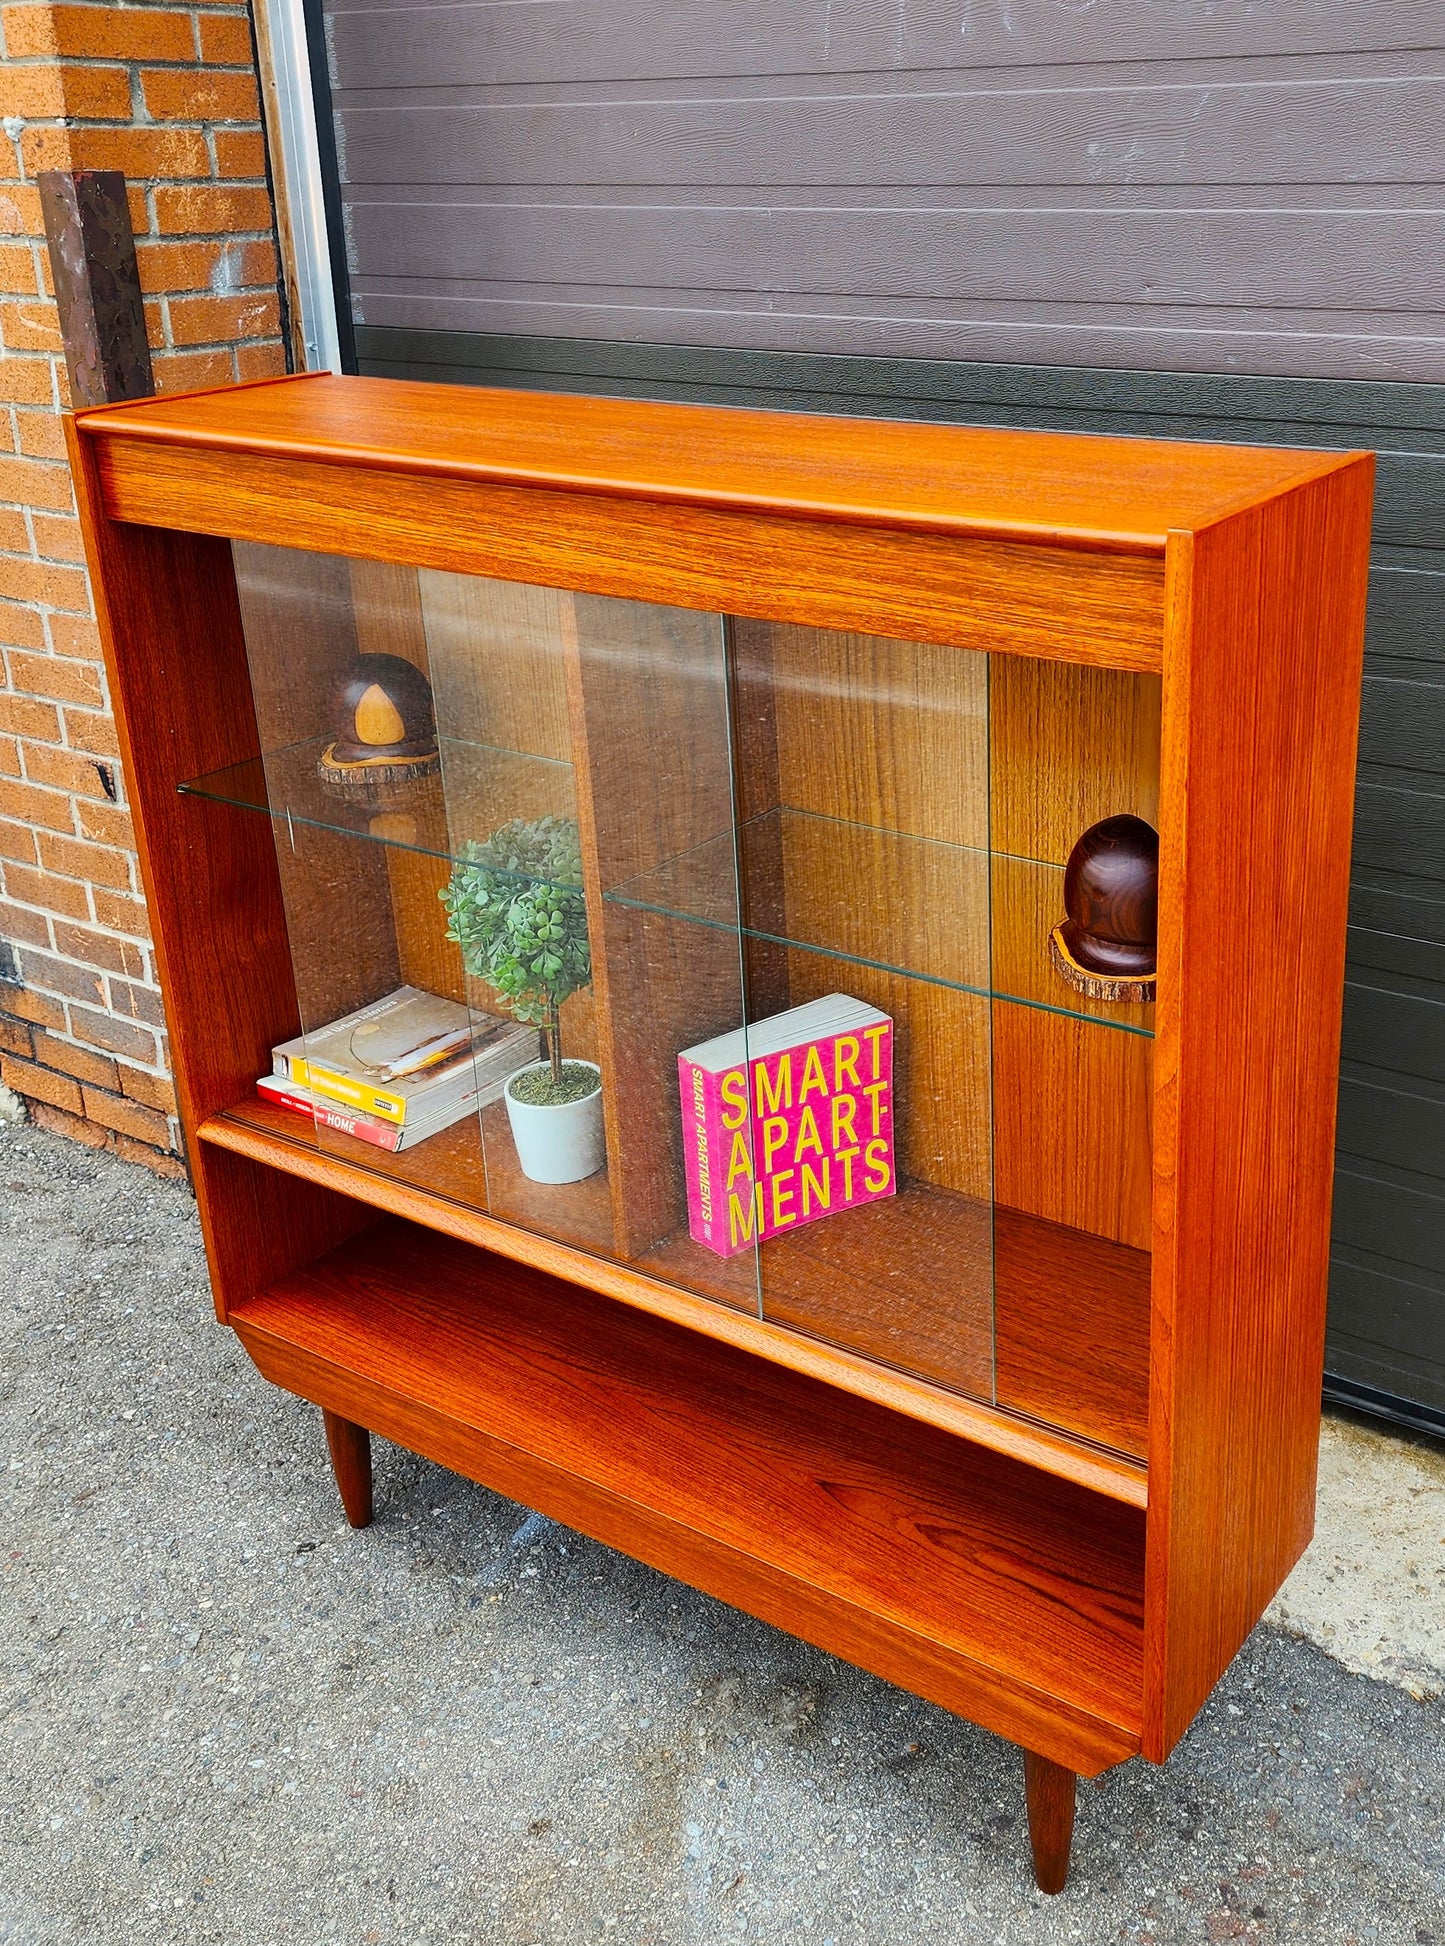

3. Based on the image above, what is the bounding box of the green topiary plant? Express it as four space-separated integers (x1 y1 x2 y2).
439 814 593 1089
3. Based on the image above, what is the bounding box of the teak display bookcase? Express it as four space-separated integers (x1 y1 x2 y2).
67 374 1373 1894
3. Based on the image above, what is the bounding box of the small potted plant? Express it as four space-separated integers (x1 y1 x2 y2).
439 814 604 1184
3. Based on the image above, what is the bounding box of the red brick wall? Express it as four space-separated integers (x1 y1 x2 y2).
0 0 290 1176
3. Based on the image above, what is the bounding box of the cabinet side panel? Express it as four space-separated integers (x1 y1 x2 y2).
1145 459 1374 1759
65 420 376 1316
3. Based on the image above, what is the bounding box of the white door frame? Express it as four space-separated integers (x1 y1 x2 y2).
252 0 344 373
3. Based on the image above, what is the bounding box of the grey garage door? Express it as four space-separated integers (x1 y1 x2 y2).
312 0 1445 1429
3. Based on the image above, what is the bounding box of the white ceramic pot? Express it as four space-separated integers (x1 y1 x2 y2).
503 1060 605 1184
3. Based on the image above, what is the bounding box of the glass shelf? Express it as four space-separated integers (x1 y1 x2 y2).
178 736 576 879
180 762 1154 1039
609 809 1154 1038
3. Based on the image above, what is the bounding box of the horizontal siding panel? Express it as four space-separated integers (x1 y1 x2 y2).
1326 1263 1445 1411
1368 456 1445 552
346 206 1445 310
1349 879 1445 947
337 78 1445 188
328 0 1445 83
345 195 1445 376
350 296 1445 384
1337 1077 1445 1181
1352 780 1445 883
1324 1343 1445 1413
353 329 1445 433
1365 566 1445 668
1341 981 1445 1085
1346 926 1445 990
1332 1167 1445 1278
1358 672 1445 779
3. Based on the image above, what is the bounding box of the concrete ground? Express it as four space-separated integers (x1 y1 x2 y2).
1 1118 1441 1945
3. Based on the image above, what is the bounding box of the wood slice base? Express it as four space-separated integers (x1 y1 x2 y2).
1048 925 1156 1004
317 742 439 799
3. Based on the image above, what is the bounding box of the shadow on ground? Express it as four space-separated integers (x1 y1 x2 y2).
1 1124 1441 1944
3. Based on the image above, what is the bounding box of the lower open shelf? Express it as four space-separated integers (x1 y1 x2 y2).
204 1100 1151 1495
231 1215 1145 1775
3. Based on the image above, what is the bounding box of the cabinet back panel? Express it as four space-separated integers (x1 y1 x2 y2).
420 570 573 765
989 656 1159 1248
990 658 1162 866
993 1007 1155 1252
350 557 431 677
770 624 989 848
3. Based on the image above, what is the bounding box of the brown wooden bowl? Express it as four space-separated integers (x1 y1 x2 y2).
1051 813 1159 1001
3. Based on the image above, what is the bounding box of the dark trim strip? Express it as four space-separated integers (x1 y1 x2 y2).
353 325 1445 435
1323 1373 1445 1443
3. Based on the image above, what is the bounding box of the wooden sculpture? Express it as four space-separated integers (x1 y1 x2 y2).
318 651 439 794
1049 814 1159 1004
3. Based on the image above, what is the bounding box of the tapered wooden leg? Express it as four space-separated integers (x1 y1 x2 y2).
1023 1749 1076 1894
322 1409 373 1528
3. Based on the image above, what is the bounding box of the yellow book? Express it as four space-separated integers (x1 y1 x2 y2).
290 1056 409 1124
273 985 535 1129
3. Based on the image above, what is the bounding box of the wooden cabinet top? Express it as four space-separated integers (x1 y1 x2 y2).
77 371 1363 553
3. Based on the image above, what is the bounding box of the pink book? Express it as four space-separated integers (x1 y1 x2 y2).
678 995 895 1258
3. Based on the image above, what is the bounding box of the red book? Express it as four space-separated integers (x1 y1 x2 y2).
256 1073 404 1152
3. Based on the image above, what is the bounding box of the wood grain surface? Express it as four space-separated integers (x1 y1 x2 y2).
349 556 431 675
199 1102 1149 1507
232 1216 1147 1771
322 1409 373 1529
1023 1749 1077 1894
990 657 1161 867
564 594 746 1265
1145 454 1375 1758
65 419 374 1322
90 437 1166 674
991 855 1156 1035
75 374 1360 548
992 1002 1155 1251
769 623 989 848
994 1209 1151 1459
739 621 993 1203
415 568 602 1067
230 543 415 1023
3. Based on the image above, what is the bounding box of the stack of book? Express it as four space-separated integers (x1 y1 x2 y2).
678 993 895 1257
257 985 536 1152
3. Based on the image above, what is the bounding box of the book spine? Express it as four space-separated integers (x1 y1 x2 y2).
256 1075 312 1116
296 1059 408 1124
257 1076 404 1153
310 1096 404 1152
679 1056 738 1256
